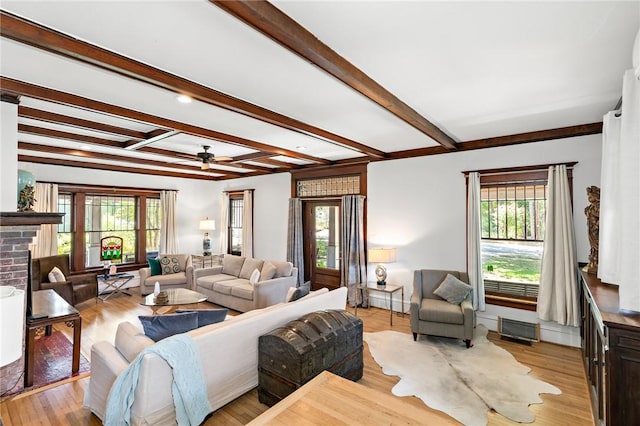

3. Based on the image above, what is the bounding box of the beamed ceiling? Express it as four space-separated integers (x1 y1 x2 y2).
1 1 638 181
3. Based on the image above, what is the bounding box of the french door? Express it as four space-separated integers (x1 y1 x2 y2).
303 200 341 291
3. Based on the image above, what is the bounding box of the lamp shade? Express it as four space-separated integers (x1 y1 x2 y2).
368 248 397 263
0 286 25 367
199 219 216 231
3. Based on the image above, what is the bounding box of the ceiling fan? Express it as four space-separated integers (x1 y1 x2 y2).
195 146 232 170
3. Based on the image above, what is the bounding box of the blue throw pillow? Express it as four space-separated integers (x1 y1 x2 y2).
138 312 198 342
176 309 228 328
148 257 162 276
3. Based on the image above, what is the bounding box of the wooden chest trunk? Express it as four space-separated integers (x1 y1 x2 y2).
258 309 363 406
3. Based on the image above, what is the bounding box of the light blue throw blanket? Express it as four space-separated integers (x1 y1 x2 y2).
104 334 212 426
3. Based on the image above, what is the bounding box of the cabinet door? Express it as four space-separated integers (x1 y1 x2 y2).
608 327 640 424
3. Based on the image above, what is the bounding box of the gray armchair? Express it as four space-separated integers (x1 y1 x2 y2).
410 269 475 348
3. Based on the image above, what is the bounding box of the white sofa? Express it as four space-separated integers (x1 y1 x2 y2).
138 254 193 295
84 287 347 425
193 254 298 312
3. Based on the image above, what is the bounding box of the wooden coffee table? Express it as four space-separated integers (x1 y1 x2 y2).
25 289 81 388
140 287 207 314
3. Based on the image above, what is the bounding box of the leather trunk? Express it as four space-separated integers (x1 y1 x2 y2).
257 309 363 407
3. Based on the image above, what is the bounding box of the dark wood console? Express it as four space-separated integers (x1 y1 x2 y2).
580 271 640 425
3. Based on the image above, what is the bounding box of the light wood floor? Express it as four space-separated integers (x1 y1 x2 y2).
0 288 594 425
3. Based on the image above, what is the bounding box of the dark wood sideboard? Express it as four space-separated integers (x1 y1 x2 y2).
580 271 640 425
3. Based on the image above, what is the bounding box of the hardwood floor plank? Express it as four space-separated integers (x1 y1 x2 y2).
0 289 593 425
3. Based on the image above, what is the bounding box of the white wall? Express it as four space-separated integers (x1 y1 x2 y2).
17 162 216 255
367 134 602 346
0 102 18 211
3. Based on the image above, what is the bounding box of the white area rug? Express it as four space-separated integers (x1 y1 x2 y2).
364 326 561 426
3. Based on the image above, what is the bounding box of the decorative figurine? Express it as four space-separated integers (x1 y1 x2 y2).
583 185 600 274
17 184 36 212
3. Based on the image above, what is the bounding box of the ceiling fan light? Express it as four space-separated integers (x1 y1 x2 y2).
201 161 210 170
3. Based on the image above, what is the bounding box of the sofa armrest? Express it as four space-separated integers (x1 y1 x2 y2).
69 272 98 285
193 265 223 281
461 299 475 331
186 265 195 290
85 340 131 421
253 275 297 308
139 267 151 285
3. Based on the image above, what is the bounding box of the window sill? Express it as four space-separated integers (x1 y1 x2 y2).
485 294 537 311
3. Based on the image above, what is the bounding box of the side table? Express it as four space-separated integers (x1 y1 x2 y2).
355 283 405 326
98 273 134 300
191 253 223 268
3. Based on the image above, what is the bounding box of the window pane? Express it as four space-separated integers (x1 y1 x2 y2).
314 206 340 270
57 193 72 255
146 197 161 259
229 197 244 255
84 195 137 267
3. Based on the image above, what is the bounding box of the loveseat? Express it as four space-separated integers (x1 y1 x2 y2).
193 254 298 312
83 287 348 425
138 254 193 295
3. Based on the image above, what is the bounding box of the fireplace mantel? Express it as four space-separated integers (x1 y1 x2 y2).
0 212 64 226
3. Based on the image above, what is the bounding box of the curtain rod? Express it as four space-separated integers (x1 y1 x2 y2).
223 188 254 193
43 181 176 193
461 161 578 177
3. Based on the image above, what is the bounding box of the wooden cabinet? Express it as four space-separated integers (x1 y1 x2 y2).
580 271 640 425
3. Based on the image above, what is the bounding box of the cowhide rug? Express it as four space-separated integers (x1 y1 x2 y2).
364 325 561 426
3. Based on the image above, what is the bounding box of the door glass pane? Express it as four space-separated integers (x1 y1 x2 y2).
314 206 340 270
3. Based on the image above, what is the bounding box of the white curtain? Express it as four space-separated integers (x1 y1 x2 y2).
537 165 580 327
467 172 485 311
159 190 178 254
286 198 304 286
242 190 254 258
598 111 621 284
616 67 640 311
32 182 58 258
341 195 367 307
219 192 229 254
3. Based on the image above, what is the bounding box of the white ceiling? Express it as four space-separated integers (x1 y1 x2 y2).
1 1 638 180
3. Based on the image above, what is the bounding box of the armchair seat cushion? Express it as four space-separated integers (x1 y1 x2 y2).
151 271 187 286
420 298 464 325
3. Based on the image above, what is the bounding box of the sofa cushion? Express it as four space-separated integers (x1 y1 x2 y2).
433 273 472 305
151 271 187 286
231 283 254 301
159 256 181 275
176 308 228 327
239 258 264 279
148 258 162 276
222 255 245 276
270 260 293 278
260 262 277 281
138 312 199 342
419 298 464 324
115 321 154 363
197 274 237 290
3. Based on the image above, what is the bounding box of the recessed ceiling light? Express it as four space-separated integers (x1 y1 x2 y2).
296 146 307 151
176 94 192 104
79 145 91 151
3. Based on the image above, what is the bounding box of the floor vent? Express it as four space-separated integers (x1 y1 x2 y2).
498 317 540 343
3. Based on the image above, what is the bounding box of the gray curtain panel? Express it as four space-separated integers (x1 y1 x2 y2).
286 198 304 286
341 195 367 307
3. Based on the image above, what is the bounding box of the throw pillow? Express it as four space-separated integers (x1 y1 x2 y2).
260 262 277 281
249 268 261 285
48 266 66 283
176 308 229 328
433 274 473 305
138 312 198 342
239 258 264 280
222 254 245 276
159 256 181 275
148 257 162 276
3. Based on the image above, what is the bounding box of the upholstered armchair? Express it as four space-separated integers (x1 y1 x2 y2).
31 254 98 306
410 269 475 348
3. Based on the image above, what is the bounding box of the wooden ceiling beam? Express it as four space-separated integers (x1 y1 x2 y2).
0 10 384 159
2 77 330 164
248 157 297 169
17 141 244 179
212 0 457 151
18 106 148 139
18 124 124 148
18 155 220 181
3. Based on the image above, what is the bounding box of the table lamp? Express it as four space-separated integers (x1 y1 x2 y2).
368 248 397 286
199 218 215 256
0 286 25 367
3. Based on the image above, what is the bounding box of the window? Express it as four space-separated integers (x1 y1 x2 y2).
55 184 161 271
228 196 244 255
467 165 574 309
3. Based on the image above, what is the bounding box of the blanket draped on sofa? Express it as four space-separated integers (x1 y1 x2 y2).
104 334 211 426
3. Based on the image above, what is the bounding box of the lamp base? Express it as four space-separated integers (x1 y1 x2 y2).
203 251 211 256
376 280 386 287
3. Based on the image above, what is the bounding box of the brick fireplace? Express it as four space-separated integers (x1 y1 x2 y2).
0 212 63 396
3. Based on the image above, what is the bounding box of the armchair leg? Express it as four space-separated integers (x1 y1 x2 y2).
464 339 473 348
413 332 418 341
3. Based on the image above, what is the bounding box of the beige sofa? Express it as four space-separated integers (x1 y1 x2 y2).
193 254 298 312
84 287 348 425
139 254 193 295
